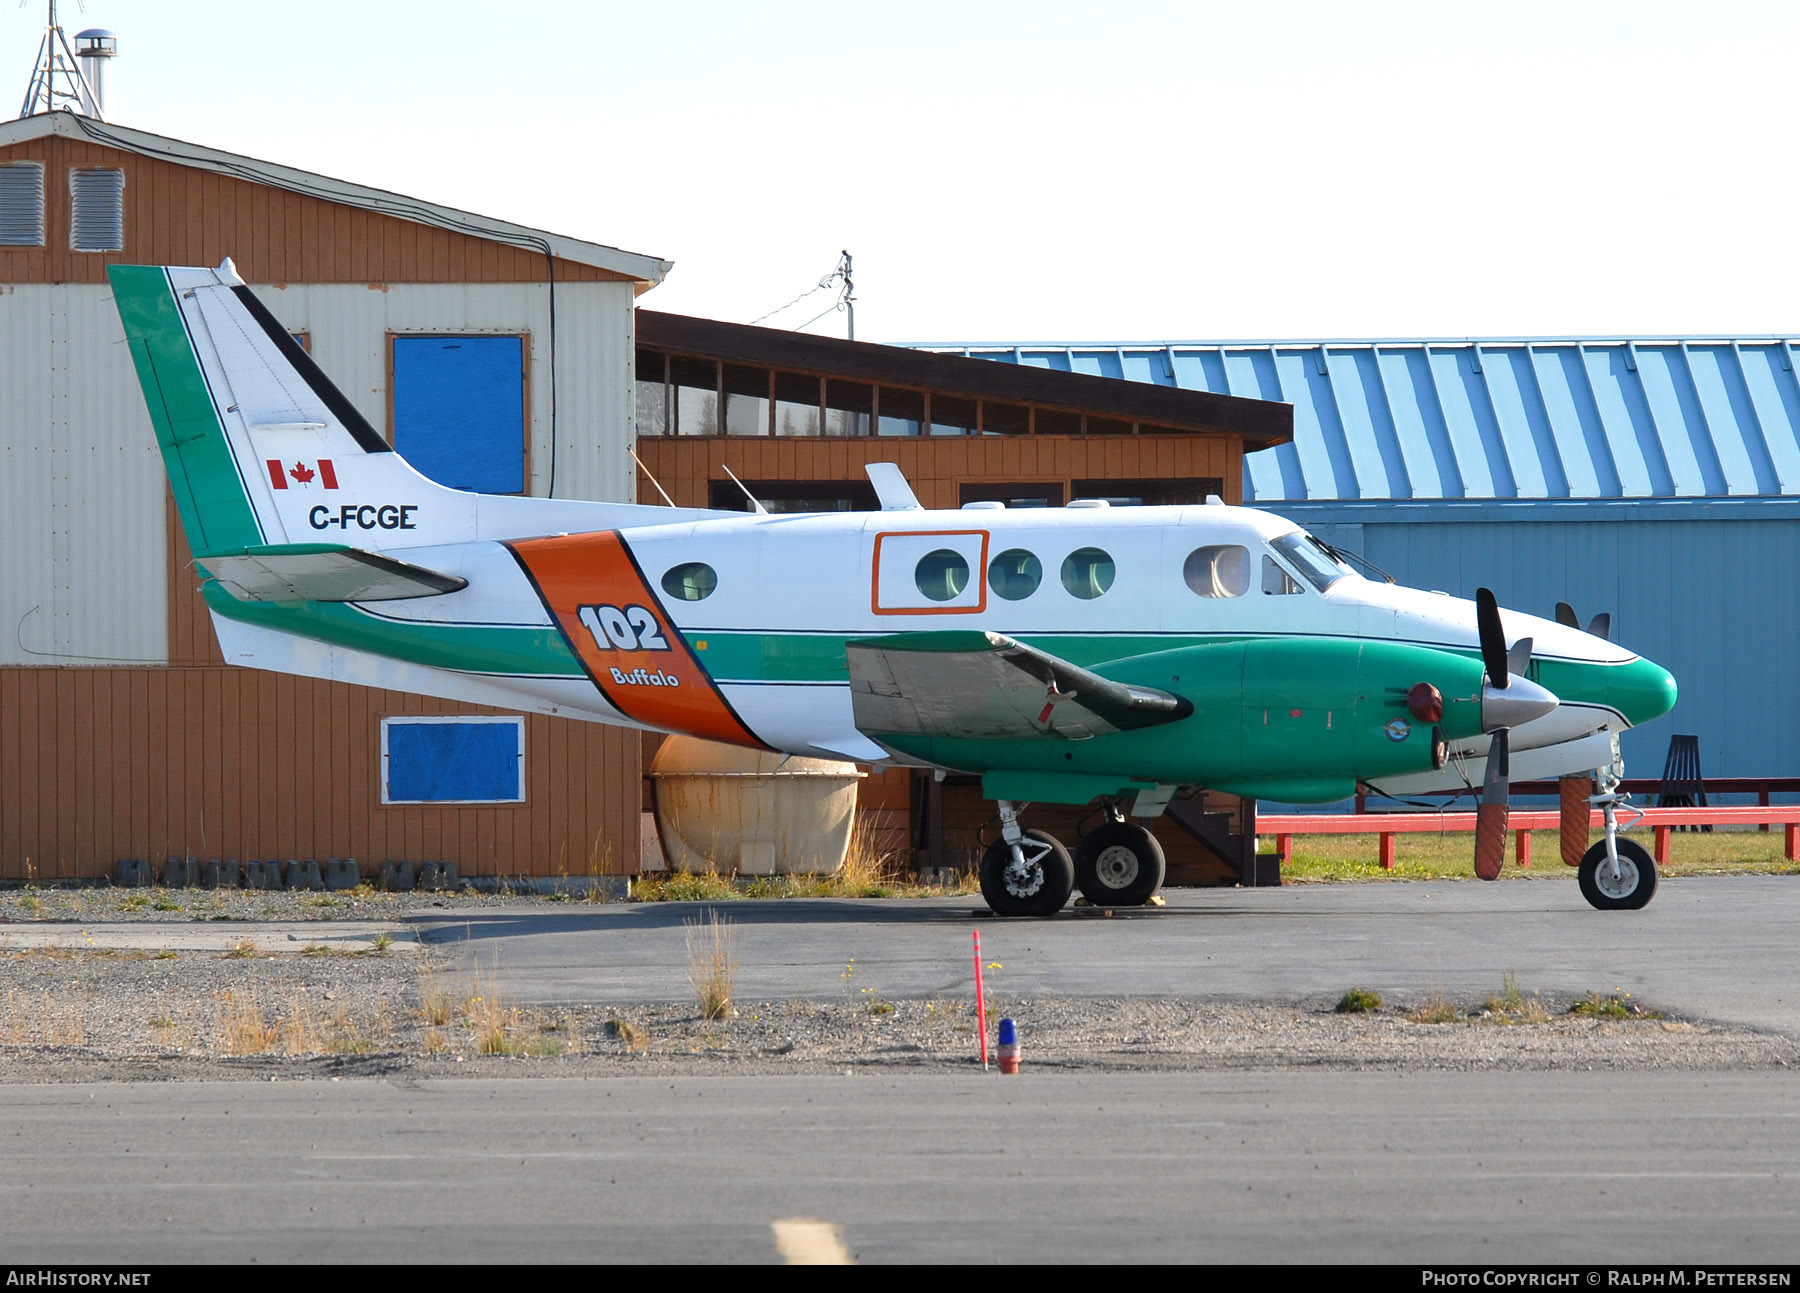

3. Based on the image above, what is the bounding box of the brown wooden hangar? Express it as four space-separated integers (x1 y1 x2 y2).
0 110 1292 886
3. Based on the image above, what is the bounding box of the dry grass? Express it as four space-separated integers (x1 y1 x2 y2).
1405 991 1460 1024
634 867 737 903
415 963 454 1027
465 985 514 1055
834 814 907 896
213 990 277 1056
1480 971 1551 1024
686 911 739 1021
2 989 87 1047
607 1016 647 1052
220 937 264 960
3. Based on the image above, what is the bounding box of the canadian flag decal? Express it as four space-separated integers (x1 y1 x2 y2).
267 459 339 490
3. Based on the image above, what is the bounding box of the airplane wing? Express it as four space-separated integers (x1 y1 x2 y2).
845 630 1191 742
199 544 468 603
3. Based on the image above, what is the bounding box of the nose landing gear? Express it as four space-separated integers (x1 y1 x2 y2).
1578 767 1656 910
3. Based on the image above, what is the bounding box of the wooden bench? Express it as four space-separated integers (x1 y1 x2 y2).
1258 805 1800 869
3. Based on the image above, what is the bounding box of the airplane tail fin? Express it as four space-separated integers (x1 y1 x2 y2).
109 261 478 562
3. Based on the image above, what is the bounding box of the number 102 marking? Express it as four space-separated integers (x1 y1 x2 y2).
577 603 670 653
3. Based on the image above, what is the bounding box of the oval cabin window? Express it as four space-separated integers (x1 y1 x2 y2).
987 549 1042 601
914 549 971 602
1060 547 1115 600
1183 545 1250 598
660 562 718 602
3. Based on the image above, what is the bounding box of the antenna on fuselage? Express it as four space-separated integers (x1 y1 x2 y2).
629 447 677 508
720 464 768 515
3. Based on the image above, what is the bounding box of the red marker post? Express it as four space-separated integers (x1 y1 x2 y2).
973 929 989 1071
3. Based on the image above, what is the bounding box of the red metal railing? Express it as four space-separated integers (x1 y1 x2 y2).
1259 805 1800 870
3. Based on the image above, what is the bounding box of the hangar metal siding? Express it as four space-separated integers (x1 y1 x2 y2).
932 337 1800 503
0 131 648 878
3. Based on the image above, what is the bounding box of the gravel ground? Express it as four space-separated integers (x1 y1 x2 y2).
1 884 1796 1083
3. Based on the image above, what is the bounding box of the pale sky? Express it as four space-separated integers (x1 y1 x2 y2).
7 0 1798 343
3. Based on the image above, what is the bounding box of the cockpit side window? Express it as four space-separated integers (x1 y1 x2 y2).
1271 532 1349 593
1262 555 1303 595
1184 545 1250 598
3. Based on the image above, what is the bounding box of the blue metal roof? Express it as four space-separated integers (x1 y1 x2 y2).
923 337 1800 503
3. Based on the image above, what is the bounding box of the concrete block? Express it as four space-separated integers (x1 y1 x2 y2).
204 859 240 889
285 859 324 892
323 858 361 891
112 858 153 888
244 859 283 891
377 859 415 892
470 874 629 900
164 857 202 887
419 860 459 892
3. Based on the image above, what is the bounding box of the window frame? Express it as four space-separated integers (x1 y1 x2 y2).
0 161 46 248
1060 546 1117 601
379 714 527 806
67 165 124 253
386 331 532 495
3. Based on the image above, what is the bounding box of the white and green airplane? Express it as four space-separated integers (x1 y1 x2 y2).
112 261 1678 916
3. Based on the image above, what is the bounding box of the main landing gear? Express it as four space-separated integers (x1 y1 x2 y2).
979 800 1167 917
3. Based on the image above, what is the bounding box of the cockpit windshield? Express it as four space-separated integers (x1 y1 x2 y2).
1270 531 1352 593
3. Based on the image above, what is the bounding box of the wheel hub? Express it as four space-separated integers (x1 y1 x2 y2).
1595 854 1639 900
1004 840 1050 897
1092 843 1140 889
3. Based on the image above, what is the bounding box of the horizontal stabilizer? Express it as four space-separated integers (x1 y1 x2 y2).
846 630 1191 742
200 545 467 603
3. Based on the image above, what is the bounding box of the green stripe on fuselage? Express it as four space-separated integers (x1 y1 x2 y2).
110 266 264 557
692 629 1652 720
201 583 584 677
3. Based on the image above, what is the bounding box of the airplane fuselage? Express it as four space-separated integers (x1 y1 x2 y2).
204 499 1675 804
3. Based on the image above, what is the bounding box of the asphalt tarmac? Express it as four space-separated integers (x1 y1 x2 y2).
3 874 1797 1264
413 874 1800 1036
1 1071 1796 1264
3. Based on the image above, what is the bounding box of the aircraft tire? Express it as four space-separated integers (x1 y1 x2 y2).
1074 822 1166 907
979 830 1073 918
1578 838 1657 911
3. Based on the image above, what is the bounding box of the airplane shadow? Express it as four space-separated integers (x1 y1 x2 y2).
407 899 1253 945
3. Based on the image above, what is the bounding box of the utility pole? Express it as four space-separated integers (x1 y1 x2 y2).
838 250 855 342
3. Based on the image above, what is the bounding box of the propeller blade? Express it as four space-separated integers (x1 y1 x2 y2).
1474 728 1510 881
1475 587 1508 687
1506 636 1534 678
1555 602 1579 629
1586 612 1611 642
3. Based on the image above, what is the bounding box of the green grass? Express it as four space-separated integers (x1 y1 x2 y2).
1335 986 1382 1013
1570 989 1661 1020
1276 828 1798 882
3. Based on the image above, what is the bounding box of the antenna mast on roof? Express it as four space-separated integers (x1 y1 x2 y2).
18 1 108 121
838 250 854 341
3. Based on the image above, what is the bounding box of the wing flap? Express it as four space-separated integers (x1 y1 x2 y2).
200 544 468 603
845 630 1190 741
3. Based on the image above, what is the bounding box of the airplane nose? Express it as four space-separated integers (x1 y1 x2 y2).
1608 657 1678 727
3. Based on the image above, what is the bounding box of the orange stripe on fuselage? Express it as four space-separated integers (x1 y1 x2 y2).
507 532 765 749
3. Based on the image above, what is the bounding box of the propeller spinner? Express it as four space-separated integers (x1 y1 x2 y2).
1473 588 1560 881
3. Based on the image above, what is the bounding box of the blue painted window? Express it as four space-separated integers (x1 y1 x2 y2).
381 716 525 804
392 335 526 493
